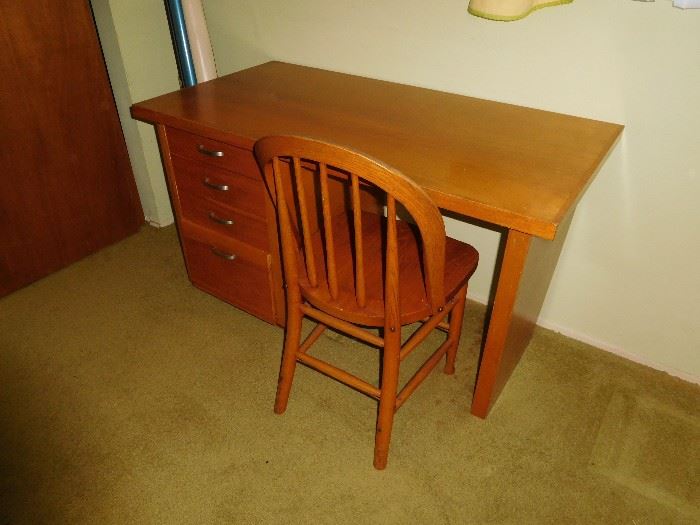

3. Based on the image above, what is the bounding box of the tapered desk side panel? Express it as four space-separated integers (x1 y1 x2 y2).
472 212 574 417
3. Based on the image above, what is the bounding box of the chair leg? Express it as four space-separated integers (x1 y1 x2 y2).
274 305 303 414
444 284 468 375
373 329 401 470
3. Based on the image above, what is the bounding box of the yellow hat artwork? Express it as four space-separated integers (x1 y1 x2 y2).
468 0 574 21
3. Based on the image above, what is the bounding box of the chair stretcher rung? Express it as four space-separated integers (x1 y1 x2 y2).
395 339 453 410
296 353 381 400
301 304 384 347
399 297 456 361
436 321 450 332
299 323 327 354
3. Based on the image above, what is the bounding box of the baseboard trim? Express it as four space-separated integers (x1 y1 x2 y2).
468 293 699 386
536 318 699 385
145 216 175 228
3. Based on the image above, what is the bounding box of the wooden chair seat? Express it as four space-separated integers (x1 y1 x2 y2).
299 210 478 327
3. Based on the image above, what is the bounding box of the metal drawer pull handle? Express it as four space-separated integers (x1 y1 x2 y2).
208 211 234 225
197 144 224 157
203 177 229 191
210 247 236 260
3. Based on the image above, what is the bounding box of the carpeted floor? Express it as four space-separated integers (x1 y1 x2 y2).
1 226 698 524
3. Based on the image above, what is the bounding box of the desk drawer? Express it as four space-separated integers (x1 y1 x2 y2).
179 193 268 251
181 228 275 323
167 127 259 179
172 156 266 219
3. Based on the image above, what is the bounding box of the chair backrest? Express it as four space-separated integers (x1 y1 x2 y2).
254 136 447 322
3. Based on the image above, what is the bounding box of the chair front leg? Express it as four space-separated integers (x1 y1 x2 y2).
373 328 401 469
274 304 303 414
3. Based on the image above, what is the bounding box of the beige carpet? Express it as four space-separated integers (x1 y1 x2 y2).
1 226 698 524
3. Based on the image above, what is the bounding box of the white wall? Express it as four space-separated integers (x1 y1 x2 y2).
92 0 180 226
202 0 699 380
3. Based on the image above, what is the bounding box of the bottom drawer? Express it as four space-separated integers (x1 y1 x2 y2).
181 235 275 323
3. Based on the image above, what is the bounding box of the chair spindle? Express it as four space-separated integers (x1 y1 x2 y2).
319 162 338 299
384 195 400 328
350 173 366 307
293 156 317 287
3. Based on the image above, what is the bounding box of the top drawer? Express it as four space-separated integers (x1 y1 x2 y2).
167 127 260 179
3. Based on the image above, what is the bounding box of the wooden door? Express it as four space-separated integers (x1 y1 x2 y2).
0 0 143 296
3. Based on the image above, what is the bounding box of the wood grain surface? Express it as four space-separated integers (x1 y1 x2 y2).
132 61 622 239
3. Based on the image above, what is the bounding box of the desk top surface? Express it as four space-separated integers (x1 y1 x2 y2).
132 61 623 239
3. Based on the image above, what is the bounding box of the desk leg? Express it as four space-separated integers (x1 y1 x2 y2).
470 213 573 418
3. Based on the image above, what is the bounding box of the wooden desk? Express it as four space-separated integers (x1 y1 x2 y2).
132 61 622 418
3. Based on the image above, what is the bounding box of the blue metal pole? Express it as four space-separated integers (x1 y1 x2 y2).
165 0 197 87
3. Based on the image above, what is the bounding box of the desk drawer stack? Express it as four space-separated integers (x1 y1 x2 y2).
162 127 283 324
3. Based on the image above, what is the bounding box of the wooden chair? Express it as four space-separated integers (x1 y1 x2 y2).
254 136 478 469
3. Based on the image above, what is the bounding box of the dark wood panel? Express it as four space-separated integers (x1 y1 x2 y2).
0 0 143 296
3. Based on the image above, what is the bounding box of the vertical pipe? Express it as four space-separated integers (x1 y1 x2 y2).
164 0 197 87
